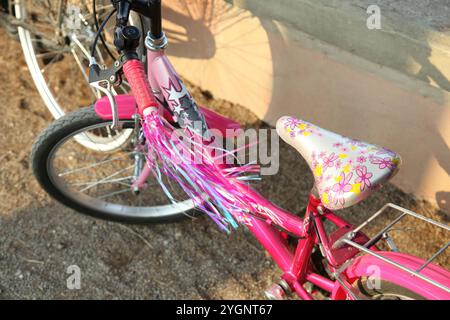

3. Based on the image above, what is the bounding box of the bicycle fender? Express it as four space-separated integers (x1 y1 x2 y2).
332 251 450 299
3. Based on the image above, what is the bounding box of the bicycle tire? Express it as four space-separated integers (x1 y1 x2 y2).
31 106 196 224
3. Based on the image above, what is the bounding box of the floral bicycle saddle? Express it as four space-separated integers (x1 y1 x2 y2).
276 116 401 210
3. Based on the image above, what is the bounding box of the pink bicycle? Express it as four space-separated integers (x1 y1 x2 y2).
31 0 450 300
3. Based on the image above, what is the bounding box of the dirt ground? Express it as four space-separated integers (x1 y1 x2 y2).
0 28 448 300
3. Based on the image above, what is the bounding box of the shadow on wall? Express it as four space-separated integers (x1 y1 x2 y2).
410 38 450 214
163 4 216 59
405 27 450 214
258 17 450 214
162 0 450 214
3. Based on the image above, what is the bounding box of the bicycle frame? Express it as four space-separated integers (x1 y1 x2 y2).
92 43 450 300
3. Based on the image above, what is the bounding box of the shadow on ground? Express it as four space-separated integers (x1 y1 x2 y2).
0 203 277 299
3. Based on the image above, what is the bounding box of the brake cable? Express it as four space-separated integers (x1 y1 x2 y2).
91 1 117 60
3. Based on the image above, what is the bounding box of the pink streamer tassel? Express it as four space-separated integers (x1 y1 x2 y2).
142 110 260 232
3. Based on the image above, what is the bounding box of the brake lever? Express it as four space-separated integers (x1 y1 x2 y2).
89 58 123 130
88 25 142 130
90 79 120 130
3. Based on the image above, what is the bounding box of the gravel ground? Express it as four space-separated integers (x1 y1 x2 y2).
0 29 448 300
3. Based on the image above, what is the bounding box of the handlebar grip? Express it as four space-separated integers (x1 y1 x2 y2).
122 59 158 114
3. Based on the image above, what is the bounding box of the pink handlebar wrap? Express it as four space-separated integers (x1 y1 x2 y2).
123 59 158 114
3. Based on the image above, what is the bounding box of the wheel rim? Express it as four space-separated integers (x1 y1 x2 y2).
46 120 195 219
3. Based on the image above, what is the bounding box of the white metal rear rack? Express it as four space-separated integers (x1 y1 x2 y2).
334 203 450 294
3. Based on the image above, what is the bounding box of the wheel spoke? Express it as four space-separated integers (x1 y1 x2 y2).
79 165 134 192
35 49 67 59
40 53 63 74
70 34 91 60
59 152 134 176
72 176 133 188
98 188 132 200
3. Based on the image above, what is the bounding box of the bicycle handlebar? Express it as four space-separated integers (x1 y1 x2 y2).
113 0 163 39
89 0 163 127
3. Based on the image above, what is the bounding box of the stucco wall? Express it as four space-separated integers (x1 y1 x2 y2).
162 0 450 212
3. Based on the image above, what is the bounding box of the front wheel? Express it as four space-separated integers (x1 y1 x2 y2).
31 107 196 223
